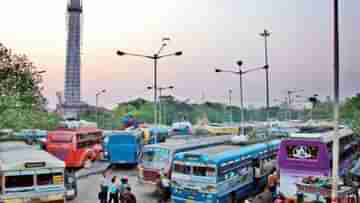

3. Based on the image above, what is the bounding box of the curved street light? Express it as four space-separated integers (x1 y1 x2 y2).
116 39 182 139
215 61 267 135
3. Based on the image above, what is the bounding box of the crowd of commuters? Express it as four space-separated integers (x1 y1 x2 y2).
98 166 281 203
99 169 137 203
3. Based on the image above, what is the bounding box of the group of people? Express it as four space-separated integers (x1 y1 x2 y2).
99 169 137 203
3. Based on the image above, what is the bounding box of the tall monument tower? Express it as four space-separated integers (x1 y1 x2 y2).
64 0 83 119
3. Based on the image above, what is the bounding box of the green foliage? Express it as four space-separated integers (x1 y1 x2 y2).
351 110 360 135
113 96 295 125
341 94 360 135
0 43 59 131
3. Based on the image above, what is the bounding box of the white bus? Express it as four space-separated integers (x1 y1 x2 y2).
0 142 66 203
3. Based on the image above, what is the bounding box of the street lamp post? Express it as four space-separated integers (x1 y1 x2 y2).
229 89 233 124
215 61 266 135
96 89 106 127
260 29 271 134
116 40 182 130
332 0 340 202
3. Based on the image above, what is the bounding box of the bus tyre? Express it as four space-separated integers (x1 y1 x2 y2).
83 158 92 169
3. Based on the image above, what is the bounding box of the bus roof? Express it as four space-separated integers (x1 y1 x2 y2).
288 128 353 143
0 142 65 171
176 139 281 164
52 127 101 134
145 135 233 151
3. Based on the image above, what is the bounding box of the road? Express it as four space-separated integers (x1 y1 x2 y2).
69 165 161 203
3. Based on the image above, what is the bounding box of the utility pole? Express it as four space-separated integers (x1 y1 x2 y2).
331 0 340 202
260 29 271 135
229 89 233 124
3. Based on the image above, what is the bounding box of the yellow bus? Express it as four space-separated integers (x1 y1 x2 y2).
0 142 66 203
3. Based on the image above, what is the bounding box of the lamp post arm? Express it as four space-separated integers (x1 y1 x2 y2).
158 52 181 58
216 69 240 74
121 52 154 59
157 43 167 55
242 66 266 74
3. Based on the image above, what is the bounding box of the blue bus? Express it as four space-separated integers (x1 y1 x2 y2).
103 130 144 165
14 129 48 146
171 139 281 203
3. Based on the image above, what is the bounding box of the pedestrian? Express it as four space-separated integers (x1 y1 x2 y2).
120 186 136 203
253 187 273 203
267 169 278 199
274 193 285 203
99 169 112 203
161 173 171 202
108 176 120 203
253 160 262 192
119 176 129 194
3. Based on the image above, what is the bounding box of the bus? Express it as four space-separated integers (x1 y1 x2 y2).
138 135 232 187
0 142 66 203
277 127 360 202
204 123 239 136
14 129 48 148
171 139 281 203
46 122 103 169
170 122 193 136
103 130 144 165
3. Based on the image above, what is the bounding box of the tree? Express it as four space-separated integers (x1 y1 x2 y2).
341 94 360 135
0 43 59 131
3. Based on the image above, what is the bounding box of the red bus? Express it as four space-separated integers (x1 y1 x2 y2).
46 125 103 169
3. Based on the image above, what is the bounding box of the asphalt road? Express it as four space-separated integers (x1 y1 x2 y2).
69 165 161 203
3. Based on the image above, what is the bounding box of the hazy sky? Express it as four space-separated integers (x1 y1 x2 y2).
1 0 359 109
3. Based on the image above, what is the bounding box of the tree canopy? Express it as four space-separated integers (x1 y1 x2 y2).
0 43 60 131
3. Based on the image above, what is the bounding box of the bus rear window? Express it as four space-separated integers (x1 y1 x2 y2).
5 175 34 188
37 173 63 186
50 135 73 143
286 144 319 160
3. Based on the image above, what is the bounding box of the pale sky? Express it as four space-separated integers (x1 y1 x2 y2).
1 0 359 109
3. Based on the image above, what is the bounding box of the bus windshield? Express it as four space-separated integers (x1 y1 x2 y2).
143 148 170 163
5 175 34 188
174 163 216 177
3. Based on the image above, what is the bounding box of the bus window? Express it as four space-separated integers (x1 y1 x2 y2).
193 166 216 177
174 163 191 174
37 173 63 186
50 135 73 143
192 166 206 176
143 148 170 162
77 132 102 148
5 175 34 188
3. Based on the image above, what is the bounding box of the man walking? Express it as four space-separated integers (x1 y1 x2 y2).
120 186 136 203
99 169 112 203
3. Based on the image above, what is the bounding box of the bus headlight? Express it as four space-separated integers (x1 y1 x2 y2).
206 185 216 193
